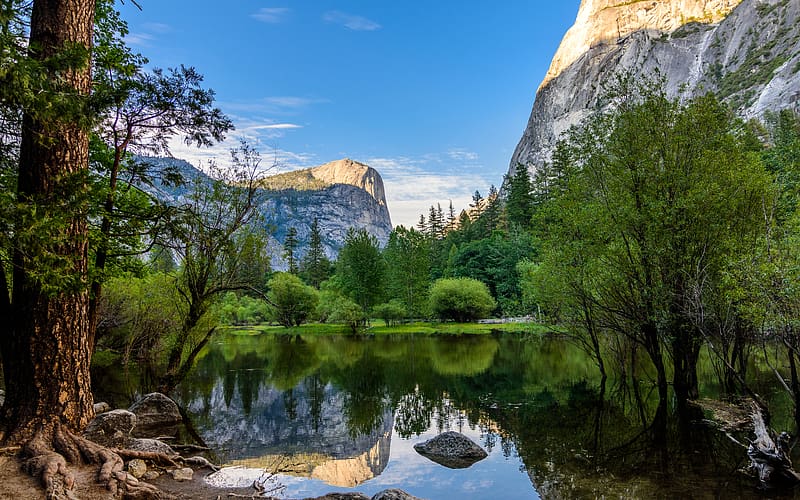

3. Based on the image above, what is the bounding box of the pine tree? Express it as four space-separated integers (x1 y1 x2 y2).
283 226 299 274
300 217 331 288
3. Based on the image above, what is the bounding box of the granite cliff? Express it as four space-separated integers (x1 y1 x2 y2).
139 157 392 265
511 0 800 173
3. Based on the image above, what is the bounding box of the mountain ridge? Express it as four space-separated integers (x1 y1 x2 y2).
510 0 800 175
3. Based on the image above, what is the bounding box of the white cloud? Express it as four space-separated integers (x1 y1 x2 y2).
124 32 154 47
249 123 302 130
219 96 328 116
252 7 290 24
323 11 382 31
142 22 171 33
447 148 480 162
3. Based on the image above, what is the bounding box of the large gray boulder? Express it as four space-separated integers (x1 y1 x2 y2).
413 431 488 469
83 409 137 447
127 438 176 455
128 392 182 436
372 489 422 500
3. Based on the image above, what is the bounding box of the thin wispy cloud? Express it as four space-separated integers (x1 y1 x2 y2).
323 11 382 31
365 156 493 227
447 148 479 162
219 96 328 116
142 22 171 33
250 123 302 130
252 7 290 24
124 32 155 47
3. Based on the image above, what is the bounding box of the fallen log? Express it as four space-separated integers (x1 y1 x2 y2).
747 401 800 489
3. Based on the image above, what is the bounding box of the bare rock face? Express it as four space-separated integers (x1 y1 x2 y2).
542 0 742 89
311 159 388 208
510 0 800 176
413 431 488 469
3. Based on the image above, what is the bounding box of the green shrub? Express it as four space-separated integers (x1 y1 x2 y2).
372 300 407 326
317 291 366 333
428 278 496 322
267 272 319 327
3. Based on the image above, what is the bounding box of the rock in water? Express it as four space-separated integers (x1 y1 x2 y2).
413 431 488 469
83 409 137 447
128 392 182 435
372 489 422 500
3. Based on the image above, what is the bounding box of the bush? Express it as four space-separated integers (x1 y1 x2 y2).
267 272 319 327
317 291 366 333
429 278 496 322
372 300 407 326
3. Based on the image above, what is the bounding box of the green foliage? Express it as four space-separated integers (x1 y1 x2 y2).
383 226 430 317
97 273 184 364
373 300 407 326
300 217 331 288
283 226 299 274
504 165 535 229
429 277 496 322
317 291 366 333
217 292 271 326
535 76 773 400
267 272 319 328
336 228 386 312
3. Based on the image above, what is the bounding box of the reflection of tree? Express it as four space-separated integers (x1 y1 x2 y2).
394 388 436 438
305 374 325 433
430 335 498 376
265 336 320 390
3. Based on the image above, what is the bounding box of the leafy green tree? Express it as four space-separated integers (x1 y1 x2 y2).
157 144 271 391
337 228 386 313
300 217 331 288
536 78 772 405
373 300 407 326
383 226 430 317
317 291 366 333
267 272 319 327
429 278 496 322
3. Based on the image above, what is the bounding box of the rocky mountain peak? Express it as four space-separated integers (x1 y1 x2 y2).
542 0 743 89
310 158 387 207
511 0 800 176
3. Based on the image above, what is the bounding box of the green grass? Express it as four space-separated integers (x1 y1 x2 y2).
222 321 551 336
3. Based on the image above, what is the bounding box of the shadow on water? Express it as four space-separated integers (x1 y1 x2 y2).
93 331 797 498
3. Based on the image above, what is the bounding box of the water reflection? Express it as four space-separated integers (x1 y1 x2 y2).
94 331 788 498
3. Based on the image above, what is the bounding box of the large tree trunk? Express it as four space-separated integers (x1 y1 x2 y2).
0 0 96 443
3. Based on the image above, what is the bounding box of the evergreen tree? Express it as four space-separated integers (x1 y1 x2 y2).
300 217 331 288
283 226 299 274
505 164 535 229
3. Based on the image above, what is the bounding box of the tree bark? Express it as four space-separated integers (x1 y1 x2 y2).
0 0 96 443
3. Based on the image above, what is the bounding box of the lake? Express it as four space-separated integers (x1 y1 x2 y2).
93 330 793 499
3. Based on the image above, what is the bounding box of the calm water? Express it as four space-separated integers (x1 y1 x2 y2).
94 331 794 499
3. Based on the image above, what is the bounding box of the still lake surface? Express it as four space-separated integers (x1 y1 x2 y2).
94 330 795 499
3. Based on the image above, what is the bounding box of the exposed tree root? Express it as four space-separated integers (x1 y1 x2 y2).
19 423 174 499
112 448 180 468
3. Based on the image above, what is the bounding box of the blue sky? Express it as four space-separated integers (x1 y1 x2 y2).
118 1 579 227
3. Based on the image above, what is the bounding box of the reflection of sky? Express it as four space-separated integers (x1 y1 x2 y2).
207 414 540 499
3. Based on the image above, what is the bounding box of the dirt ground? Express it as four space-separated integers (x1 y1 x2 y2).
0 453 259 500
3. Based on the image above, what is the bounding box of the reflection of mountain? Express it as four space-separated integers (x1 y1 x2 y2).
180 376 393 487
